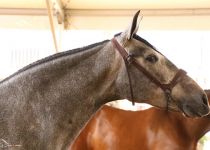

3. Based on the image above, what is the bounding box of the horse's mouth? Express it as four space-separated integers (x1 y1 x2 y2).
181 109 202 118
179 104 208 118
168 103 200 117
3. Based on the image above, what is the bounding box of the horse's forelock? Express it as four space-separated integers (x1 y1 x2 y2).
115 32 160 54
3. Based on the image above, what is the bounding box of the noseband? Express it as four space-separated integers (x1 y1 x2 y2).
111 38 187 106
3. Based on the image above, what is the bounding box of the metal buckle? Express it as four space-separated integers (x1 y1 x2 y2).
126 55 133 65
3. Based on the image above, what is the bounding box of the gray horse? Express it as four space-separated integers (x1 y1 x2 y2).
0 11 209 150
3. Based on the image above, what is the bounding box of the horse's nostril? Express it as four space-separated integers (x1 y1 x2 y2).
202 94 208 106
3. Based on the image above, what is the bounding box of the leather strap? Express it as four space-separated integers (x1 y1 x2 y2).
111 38 187 105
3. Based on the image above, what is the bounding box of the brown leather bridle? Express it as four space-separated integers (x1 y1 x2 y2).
111 38 187 106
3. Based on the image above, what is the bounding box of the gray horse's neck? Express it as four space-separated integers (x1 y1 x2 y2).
0 40 127 150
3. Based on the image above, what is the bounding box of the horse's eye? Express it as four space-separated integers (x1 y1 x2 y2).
146 54 158 63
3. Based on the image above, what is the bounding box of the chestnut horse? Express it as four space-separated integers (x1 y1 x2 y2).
70 90 210 150
0 11 209 150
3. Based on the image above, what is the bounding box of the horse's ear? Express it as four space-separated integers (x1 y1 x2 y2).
121 10 142 41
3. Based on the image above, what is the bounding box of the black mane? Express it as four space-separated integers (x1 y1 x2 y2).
0 33 160 84
0 40 109 84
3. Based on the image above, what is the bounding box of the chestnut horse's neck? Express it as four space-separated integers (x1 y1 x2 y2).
166 90 210 143
70 91 210 150
163 110 210 144
184 90 210 141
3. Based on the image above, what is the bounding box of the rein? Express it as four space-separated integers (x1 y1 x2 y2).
0 139 21 149
111 38 187 106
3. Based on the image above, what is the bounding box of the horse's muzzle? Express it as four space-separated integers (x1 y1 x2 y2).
179 94 210 117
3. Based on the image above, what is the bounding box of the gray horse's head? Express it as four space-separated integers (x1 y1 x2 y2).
114 10 209 117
